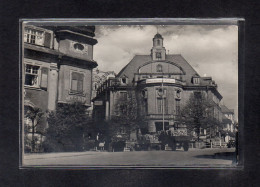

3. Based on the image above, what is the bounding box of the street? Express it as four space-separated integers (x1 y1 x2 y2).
23 148 236 167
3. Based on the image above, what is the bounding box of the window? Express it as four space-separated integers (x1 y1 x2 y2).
156 64 162 72
157 98 167 114
156 88 167 114
71 72 84 93
194 92 202 106
25 64 40 87
194 92 202 99
141 89 147 99
120 92 127 100
24 28 44 46
157 39 160 45
119 104 127 115
156 52 161 59
74 43 84 51
176 89 181 99
193 77 200 84
121 77 128 84
24 27 52 48
176 99 180 115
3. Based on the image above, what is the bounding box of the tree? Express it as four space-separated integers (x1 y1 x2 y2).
24 106 45 152
107 89 147 143
177 92 221 141
44 102 93 152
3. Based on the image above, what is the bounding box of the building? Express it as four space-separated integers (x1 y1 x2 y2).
23 25 98 151
93 33 223 142
221 105 236 142
86 68 116 116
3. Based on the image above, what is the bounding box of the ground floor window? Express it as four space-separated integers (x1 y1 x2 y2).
25 64 40 87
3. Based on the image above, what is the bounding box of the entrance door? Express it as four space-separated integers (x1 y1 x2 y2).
155 122 169 131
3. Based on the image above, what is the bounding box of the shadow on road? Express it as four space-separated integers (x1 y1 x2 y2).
24 152 96 160
194 152 236 161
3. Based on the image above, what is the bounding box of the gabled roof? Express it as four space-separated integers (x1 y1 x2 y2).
117 54 199 85
221 105 234 114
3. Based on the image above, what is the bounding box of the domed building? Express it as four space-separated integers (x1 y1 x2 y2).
93 33 223 141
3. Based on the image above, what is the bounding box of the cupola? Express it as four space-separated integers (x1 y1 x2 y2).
151 33 166 61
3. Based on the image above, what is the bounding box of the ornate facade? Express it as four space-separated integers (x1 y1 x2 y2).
23 25 98 151
93 33 223 139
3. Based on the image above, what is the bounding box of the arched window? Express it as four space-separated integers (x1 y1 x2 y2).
156 64 163 72
156 52 161 59
157 39 160 45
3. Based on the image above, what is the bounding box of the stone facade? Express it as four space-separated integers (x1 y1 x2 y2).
23 25 98 110
93 33 223 138
23 24 98 151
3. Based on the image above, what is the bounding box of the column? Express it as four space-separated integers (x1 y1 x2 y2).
48 63 58 111
105 101 109 120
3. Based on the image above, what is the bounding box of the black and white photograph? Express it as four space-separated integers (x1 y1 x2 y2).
21 20 240 168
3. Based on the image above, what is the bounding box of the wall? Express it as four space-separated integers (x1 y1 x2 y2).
58 39 93 60
24 88 48 111
24 58 53 111
58 65 92 106
139 61 182 74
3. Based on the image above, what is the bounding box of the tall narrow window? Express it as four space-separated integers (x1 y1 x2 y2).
194 92 202 106
71 72 84 93
120 92 127 100
194 92 202 99
157 39 160 45
157 97 167 114
25 64 40 87
156 52 162 59
176 99 180 115
156 64 162 72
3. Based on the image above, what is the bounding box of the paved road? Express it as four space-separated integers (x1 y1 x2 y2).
23 148 236 167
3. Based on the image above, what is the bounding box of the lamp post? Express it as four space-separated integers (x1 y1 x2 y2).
161 72 165 132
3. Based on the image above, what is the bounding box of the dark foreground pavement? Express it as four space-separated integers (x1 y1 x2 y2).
23 148 236 167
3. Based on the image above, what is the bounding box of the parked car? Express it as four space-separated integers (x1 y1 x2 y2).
227 140 236 148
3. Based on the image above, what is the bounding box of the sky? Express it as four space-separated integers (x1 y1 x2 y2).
93 25 238 120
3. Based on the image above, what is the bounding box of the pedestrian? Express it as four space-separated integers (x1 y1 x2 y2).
99 141 105 151
94 133 99 151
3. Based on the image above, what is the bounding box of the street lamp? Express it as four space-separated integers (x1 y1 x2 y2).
158 70 165 132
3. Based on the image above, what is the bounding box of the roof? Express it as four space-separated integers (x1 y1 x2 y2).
154 33 163 39
117 54 200 85
221 105 234 114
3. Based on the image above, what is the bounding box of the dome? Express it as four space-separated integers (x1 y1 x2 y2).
154 33 163 39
